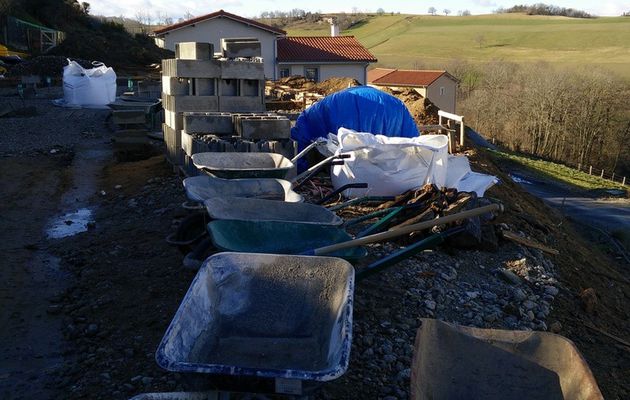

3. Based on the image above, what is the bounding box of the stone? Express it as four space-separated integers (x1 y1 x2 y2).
513 288 527 302
522 300 536 310
498 268 521 285
550 321 562 333
544 285 559 296
424 300 436 310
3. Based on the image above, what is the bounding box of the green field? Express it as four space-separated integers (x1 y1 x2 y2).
285 14 630 79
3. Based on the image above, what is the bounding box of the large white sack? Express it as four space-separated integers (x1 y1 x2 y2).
446 155 498 197
330 128 449 198
63 60 116 106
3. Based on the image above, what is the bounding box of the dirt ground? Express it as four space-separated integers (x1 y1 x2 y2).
0 99 628 399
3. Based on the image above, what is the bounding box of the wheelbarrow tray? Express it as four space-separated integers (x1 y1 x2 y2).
156 252 354 382
192 152 294 179
411 319 603 400
204 197 343 226
207 220 368 261
183 176 303 203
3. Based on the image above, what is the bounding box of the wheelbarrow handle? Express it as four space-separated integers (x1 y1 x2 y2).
291 153 350 184
290 138 328 163
326 196 396 211
292 160 345 191
315 183 369 205
311 203 503 256
356 227 465 281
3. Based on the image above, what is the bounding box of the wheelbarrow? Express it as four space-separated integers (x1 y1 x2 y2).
183 176 304 203
410 319 603 400
191 139 327 180
204 196 343 226
156 252 355 396
207 203 502 262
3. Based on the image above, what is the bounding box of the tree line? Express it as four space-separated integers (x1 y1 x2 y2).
496 3 593 18
449 61 629 175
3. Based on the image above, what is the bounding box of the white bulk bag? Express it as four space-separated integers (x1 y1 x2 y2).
62 59 117 106
329 128 449 198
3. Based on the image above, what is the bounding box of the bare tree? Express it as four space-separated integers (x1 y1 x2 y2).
376 8 385 15
474 34 485 48
428 7 437 16
443 9 451 16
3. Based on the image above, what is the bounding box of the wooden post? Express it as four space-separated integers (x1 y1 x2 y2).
589 166 593 175
623 177 626 186
612 172 615 181
600 169 604 178
460 118 465 149
578 163 581 171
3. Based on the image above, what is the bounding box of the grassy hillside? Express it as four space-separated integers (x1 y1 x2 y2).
285 13 630 79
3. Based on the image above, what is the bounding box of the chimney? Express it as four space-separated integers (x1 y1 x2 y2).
330 23 339 37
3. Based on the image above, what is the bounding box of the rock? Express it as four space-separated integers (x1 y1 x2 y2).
85 324 98 337
522 300 536 310
114 185 123 190
550 321 562 333
483 313 498 323
131 375 142 383
100 190 106 196
383 354 397 364
424 300 436 310
498 268 521 285
141 377 153 385
512 288 527 302
544 285 559 296
579 288 597 314
466 291 479 299
100 373 111 380
526 310 535 321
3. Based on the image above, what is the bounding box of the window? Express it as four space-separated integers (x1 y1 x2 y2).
304 67 319 82
280 68 290 78
440 86 446 95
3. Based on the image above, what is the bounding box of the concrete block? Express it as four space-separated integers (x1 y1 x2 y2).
258 138 298 160
162 59 221 78
112 110 146 126
242 79 262 97
162 77 189 96
220 60 264 80
181 130 194 156
183 112 234 135
175 42 213 60
219 96 265 113
183 154 200 177
191 78 216 96
164 110 184 132
239 117 291 140
222 39 262 58
219 79 239 96
162 123 183 165
162 94 219 112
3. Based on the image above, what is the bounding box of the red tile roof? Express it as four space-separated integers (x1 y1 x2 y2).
369 69 457 87
153 10 286 36
367 68 395 82
277 36 377 63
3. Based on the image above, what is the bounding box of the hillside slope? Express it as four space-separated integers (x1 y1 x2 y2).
284 13 630 79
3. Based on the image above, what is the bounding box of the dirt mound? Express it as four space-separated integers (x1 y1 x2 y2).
312 77 361 95
275 76 360 96
381 87 440 125
7 56 93 78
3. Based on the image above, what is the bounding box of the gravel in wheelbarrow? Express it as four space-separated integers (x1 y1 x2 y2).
192 152 294 179
156 252 354 394
183 176 303 203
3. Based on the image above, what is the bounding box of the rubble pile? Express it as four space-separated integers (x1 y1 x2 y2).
381 86 440 125
7 56 92 78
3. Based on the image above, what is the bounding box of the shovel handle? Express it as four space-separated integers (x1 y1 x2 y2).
313 203 503 256
290 138 327 163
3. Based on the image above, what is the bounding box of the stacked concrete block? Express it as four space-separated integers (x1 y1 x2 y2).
161 41 267 165
176 42 213 60
235 116 291 140
183 112 234 135
221 38 262 59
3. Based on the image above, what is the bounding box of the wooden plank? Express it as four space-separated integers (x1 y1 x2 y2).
501 231 560 255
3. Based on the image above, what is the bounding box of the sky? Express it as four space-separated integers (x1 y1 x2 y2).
89 0 630 20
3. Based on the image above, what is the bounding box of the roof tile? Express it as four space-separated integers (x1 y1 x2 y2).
154 10 286 36
277 36 377 63
370 70 448 87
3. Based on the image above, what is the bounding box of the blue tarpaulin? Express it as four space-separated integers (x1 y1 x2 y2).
291 86 419 170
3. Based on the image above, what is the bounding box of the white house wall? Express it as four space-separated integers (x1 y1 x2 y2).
280 63 367 84
156 18 279 79
426 74 457 114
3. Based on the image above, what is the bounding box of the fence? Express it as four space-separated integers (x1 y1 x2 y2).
0 15 64 54
576 163 627 187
